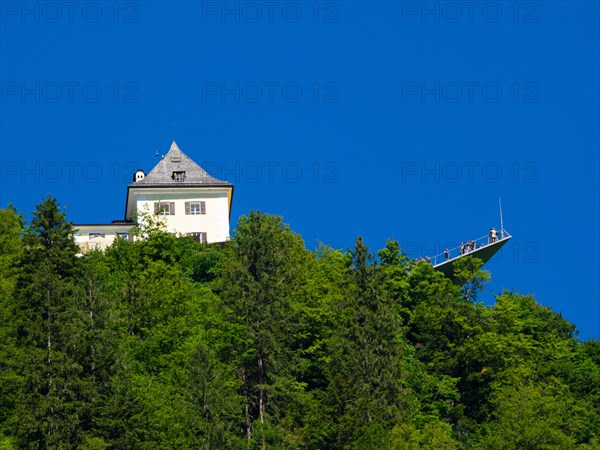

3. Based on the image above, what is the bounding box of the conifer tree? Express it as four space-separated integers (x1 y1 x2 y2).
219 211 310 446
0 206 25 445
326 237 416 448
11 196 88 447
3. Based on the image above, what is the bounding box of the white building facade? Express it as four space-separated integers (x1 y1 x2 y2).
74 141 234 251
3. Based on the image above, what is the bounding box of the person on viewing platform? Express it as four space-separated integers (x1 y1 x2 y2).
444 248 449 260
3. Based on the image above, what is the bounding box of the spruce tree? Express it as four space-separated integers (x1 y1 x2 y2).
326 237 416 448
219 211 310 446
0 206 25 445
12 196 87 447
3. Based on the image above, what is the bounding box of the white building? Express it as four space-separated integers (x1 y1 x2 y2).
74 141 234 251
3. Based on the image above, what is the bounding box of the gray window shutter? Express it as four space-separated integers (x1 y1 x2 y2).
201 232 207 243
128 234 134 242
200 201 206 215
170 202 175 215
154 202 159 214
185 202 190 215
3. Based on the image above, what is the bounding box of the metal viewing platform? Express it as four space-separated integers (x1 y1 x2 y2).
431 229 512 279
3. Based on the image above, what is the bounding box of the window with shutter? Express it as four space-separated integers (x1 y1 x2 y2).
188 202 203 215
185 202 191 215
201 232 207 243
155 202 171 215
200 201 206 215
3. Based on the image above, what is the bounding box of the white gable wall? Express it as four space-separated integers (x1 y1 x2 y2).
131 187 231 243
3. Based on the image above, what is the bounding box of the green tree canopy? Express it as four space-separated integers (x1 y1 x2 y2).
0 200 598 449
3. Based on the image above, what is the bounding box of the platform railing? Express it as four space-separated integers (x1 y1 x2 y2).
423 229 511 267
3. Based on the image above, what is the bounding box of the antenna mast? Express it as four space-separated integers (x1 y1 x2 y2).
499 196 504 239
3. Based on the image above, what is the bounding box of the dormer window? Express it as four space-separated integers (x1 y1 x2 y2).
173 171 185 182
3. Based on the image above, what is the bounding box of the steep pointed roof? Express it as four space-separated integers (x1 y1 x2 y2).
131 141 230 187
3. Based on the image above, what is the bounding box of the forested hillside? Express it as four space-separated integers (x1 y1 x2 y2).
1 196 599 449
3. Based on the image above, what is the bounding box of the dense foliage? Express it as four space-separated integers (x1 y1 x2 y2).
1 197 598 449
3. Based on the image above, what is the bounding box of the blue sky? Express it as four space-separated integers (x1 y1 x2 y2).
1 1 598 339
